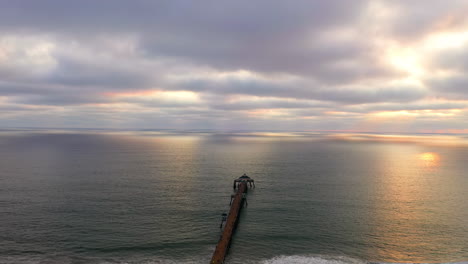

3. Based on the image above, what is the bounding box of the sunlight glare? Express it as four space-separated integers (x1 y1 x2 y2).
425 31 468 50
386 47 424 76
418 152 440 168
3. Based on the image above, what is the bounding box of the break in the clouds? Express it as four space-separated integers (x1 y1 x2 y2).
1 0 468 132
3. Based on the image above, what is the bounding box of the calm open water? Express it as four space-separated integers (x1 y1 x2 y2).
0 130 467 264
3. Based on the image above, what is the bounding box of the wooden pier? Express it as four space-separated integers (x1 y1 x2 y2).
210 174 255 264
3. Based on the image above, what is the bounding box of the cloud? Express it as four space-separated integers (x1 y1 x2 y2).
428 75 468 98
364 0 468 39
44 56 152 88
0 0 467 132
345 101 468 113
0 35 57 81
423 33 468 99
210 96 330 111
0 0 385 82
171 69 426 104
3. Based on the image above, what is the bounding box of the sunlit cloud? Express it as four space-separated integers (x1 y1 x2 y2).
0 35 57 78
327 133 468 146
425 31 468 50
385 45 424 77
372 109 462 118
108 90 202 109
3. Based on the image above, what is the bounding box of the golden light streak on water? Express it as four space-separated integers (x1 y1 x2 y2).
368 147 448 262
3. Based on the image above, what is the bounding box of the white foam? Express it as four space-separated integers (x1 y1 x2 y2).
260 255 367 264
258 255 468 264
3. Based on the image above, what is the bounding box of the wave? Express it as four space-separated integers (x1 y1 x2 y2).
257 255 468 264
258 255 367 264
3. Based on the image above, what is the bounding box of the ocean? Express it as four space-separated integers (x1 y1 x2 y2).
0 130 467 264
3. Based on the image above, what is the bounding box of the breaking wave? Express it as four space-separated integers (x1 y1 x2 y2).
259 255 367 264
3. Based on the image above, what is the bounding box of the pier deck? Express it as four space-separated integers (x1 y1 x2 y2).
210 182 248 264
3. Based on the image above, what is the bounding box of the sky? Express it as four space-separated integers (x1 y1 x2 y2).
1 0 468 133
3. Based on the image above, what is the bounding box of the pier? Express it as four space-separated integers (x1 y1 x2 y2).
210 174 255 264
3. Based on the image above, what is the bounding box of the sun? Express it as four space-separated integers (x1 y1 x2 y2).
386 46 424 77
384 30 468 79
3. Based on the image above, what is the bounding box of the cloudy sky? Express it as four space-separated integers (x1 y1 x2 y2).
1 0 468 132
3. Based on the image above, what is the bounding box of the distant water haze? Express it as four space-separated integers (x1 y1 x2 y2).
0 130 467 263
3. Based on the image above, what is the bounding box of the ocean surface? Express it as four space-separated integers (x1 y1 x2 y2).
0 130 467 264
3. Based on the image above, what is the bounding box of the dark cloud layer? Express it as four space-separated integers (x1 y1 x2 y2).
0 0 373 79
0 0 467 131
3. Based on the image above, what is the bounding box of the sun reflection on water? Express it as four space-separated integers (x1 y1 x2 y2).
418 152 440 168
366 147 450 262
